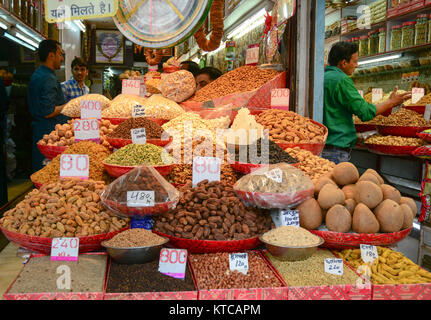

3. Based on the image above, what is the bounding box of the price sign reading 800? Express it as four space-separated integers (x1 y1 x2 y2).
73 119 100 142
192 157 221 186
60 154 89 180
158 248 188 279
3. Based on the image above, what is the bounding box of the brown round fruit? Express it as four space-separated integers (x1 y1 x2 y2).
374 199 404 233
352 203 380 234
344 199 357 215
297 198 322 230
318 184 346 209
358 173 381 186
400 197 417 217
332 162 359 186
354 181 383 209
326 204 352 233
380 184 401 204
400 203 414 230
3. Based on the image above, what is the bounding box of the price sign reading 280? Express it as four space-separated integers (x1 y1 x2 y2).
60 154 89 180
73 119 100 142
192 156 221 187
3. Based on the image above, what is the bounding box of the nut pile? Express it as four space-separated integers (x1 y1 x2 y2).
365 134 427 147
107 117 165 140
161 70 196 102
284 147 335 183
190 252 283 290
153 180 274 240
167 164 239 185
37 119 117 150
103 228 166 248
61 94 111 118
102 94 147 118
104 143 173 166
261 226 321 247
145 78 162 95
255 110 325 144
339 247 431 284
416 93 431 105
361 108 429 127
0 179 129 237
31 141 112 184
189 66 280 102
141 95 185 120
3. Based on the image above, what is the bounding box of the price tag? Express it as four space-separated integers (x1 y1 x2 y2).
140 80 147 97
81 100 102 120
425 104 431 122
360 244 379 264
131 128 146 145
245 44 259 66
50 238 79 261
158 248 188 279
324 258 344 276
229 253 249 275
263 168 283 183
280 210 300 227
127 191 155 207
358 90 364 98
73 119 100 142
60 154 89 180
412 87 425 104
122 79 141 96
192 157 221 186
132 105 146 118
270 88 290 110
372 88 383 104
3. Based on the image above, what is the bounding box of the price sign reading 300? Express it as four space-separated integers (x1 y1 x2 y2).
60 154 89 180
158 248 188 279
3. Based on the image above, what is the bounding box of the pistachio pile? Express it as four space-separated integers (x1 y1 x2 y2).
104 143 173 166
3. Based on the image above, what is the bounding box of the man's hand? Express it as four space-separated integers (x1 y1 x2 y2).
389 85 411 106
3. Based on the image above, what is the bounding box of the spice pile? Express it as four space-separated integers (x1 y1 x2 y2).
103 228 166 248
261 226 321 247
153 180 274 240
107 117 165 140
31 141 112 184
104 144 173 166
189 66 280 102
0 179 129 237
167 163 238 185
102 94 147 118
141 95 185 120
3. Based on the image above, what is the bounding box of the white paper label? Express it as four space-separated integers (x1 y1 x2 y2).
192 157 221 187
360 244 379 264
140 80 147 97
50 238 79 261
245 45 259 65
324 258 344 276
263 168 283 183
131 128 146 144
81 100 102 120
126 191 155 207
122 79 141 96
425 104 431 122
280 210 300 227
412 87 425 104
158 248 188 279
132 105 146 118
229 253 249 275
73 119 100 142
60 154 89 180
372 88 383 104
271 89 290 110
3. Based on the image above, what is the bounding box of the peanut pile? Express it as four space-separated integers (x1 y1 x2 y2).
354 108 430 127
365 134 427 147
0 179 129 237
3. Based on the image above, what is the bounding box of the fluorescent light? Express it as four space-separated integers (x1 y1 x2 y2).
233 16 265 39
15 32 39 48
3 32 36 51
227 8 267 39
0 21 7 30
74 20 86 33
358 54 402 66
16 24 43 42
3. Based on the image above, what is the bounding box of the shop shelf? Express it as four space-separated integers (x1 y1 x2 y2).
353 64 431 79
387 0 428 20
341 21 386 38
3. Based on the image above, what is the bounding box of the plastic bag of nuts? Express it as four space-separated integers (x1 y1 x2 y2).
161 70 196 103
153 180 274 241
61 94 111 118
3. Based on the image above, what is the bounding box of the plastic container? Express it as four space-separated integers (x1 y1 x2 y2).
359 35 369 56
428 14 431 43
378 28 386 53
415 14 428 46
401 21 416 48
368 30 379 55
390 25 402 50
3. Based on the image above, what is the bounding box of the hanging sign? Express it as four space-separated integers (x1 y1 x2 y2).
412 87 425 104
50 238 80 261
81 100 102 120
225 41 236 61
158 248 188 279
45 0 118 23
60 154 89 180
271 88 290 110
245 44 260 66
73 119 100 143
192 157 221 186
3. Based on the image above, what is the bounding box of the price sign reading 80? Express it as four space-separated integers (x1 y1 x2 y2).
73 119 100 142
60 154 89 180
192 157 221 186
158 248 188 279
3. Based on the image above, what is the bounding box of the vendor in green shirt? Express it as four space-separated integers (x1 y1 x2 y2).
322 41 411 164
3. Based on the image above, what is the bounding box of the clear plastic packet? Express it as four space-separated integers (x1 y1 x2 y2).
233 163 314 209
102 94 147 118
100 165 180 219
161 70 196 103
62 94 111 118
142 95 185 120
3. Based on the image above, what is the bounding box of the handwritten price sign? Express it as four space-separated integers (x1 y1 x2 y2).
412 87 425 104
127 191 155 207
158 248 188 279
360 244 379 264
122 79 141 96
280 210 300 227
245 44 259 66
271 89 290 110
372 88 383 104
50 238 79 261
60 154 89 180
132 105 146 118
192 156 221 186
131 128 146 144
324 258 344 276
81 100 101 119
229 253 249 275
73 119 100 142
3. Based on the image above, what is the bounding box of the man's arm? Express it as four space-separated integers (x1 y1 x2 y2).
45 104 65 118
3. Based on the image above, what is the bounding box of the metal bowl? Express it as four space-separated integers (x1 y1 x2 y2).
259 235 324 262
101 237 169 264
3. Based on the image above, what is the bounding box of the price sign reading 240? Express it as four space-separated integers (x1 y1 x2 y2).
51 237 79 261
158 248 188 279
192 157 221 186
60 154 89 180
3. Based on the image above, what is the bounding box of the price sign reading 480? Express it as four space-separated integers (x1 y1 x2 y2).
60 154 89 180
192 156 221 186
158 248 188 279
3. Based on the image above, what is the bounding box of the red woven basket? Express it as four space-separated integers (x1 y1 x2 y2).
36 144 67 160
152 230 261 254
377 125 431 137
309 227 412 250
366 143 418 156
30 174 44 189
234 188 314 209
106 136 173 149
0 226 129 254
100 198 178 219
417 132 431 143
102 162 173 178
355 124 377 133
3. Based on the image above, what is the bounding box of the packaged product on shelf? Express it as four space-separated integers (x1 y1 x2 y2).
390 25 402 50
401 21 416 48
378 28 386 53
0 179 129 237
141 95 185 120
359 35 369 57
104 144 173 166
415 14 428 46
161 70 196 102
368 30 379 55
102 94 147 118
153 180 274 240
107 117 165 140
61 94 111 118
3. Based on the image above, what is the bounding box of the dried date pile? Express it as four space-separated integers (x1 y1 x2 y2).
153 180 274 240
